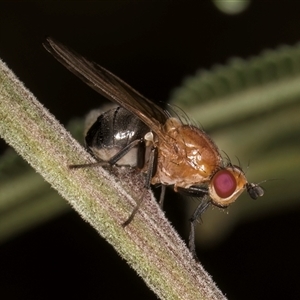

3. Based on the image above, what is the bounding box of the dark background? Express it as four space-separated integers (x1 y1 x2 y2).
1 1 300 299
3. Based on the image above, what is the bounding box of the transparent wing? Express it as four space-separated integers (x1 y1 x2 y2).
44 37 168 138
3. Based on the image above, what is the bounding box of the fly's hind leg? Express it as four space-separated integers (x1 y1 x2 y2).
69 139 145 169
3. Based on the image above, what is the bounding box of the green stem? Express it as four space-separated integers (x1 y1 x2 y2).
0 59 226 299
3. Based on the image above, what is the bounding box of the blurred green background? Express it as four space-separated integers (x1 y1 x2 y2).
1 1 300 299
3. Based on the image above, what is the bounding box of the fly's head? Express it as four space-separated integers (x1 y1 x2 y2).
208 165 264 208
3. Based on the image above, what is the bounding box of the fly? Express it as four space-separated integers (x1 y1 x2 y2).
44 37 264 260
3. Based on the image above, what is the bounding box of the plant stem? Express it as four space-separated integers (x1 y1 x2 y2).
0 59 226 299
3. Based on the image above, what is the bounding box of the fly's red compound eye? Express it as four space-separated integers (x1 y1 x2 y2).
212 169 236 198
209 166 248 207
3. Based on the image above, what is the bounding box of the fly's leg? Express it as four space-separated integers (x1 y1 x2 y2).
69 139 145 169
169 185 211 260
122 147 158 227
69 139 157 226
189 196 211 261
158 185 166 208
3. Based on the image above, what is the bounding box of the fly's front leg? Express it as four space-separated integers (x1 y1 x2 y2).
175 185 211 260
189 196 211 261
